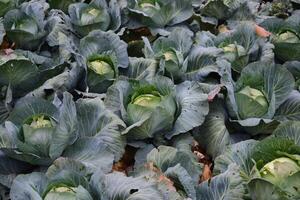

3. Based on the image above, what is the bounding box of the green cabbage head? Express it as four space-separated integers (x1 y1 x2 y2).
260 157 300 185
222 44 247 62
132 92 162 109
44 187 77 200
276 31 300 43
88 58 115 79
29 115 53 129
235 86 269 119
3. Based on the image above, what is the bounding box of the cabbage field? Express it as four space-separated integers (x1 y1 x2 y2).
1 0 300 199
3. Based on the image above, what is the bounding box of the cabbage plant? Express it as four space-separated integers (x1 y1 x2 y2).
260 12 300 61
127 0 194 34
223 61 295 134
143 27 194 82
68 0 121 37
105 76 210 140
10 158 95 200
0 93 126 172
213 121 300 199
195 23 274 73
79 30 128 93
0 93 77 165
143 27 229 83
3 0 49 50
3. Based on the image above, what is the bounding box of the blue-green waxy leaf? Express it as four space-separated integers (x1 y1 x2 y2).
275 90 300 121
123 57 158 80
164 164 197 199
0 150 34 188
90 171 164 200
193 98 231 158
273 121 300 146
214 140 258 179
165 81 209 139
49 92 78 159
147 145 203 183
197 164 247 200
10 172 47 200
62 97 126 172
48 0 81 13
200 0 247 20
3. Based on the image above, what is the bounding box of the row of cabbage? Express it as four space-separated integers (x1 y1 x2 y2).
0 0 300 199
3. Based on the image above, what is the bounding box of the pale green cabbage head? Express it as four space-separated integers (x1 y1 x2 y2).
276 31 300 43
235 86 269 119
88 59 115 79
132 93 162 109
260 157 300 185
222 44 247 62
29 115 53 129
44 187 77 200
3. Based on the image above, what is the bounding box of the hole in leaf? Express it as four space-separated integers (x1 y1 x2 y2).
130 189 139 194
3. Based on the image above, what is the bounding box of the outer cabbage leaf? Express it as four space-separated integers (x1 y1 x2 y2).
164 164 197 199
0 150 33 188
273 121 300 146
90 171 164 200
10 172 47 200
165 81 210 139
275 90 300 121
62 97 126 172
147 145 202 183
184 46 222 81
0 50 39 97
214 140 258 179
122 57 158 80
193 98 231 158
248 175 300 200
197 164 247 200
47 0 81 13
